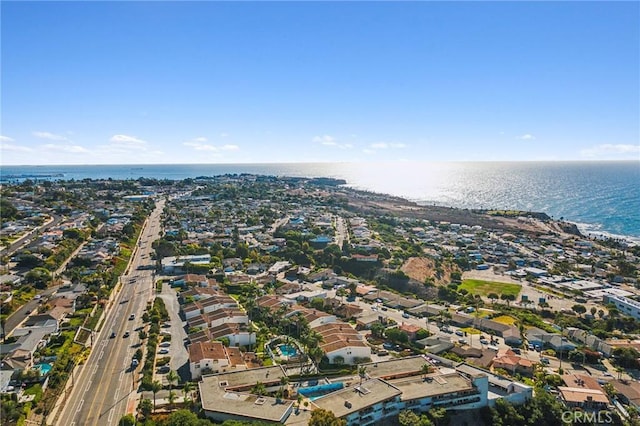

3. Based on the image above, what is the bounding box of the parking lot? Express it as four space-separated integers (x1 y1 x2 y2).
155 282 189 385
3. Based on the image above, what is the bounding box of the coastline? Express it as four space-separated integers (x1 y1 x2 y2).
1 162 638 241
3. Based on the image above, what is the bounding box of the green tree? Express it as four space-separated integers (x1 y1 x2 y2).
358 365 367 386
251 381 267 396
0 199 19 220
308 408 347 426
427 407 448 426
370 323 385 339
138 398 153 419
168 390 176 409
167 369 179 394
415 328 429 340
182 381 195 407
500 293 515 306
421 363 433 380
150 380 163 412
164 409 212 426
488 293 499 305
118 414 136 426
398 410 433 426
385 328 409 344
571 304 587 316
24 267 52 289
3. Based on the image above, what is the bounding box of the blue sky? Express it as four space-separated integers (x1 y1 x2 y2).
1 1 638 165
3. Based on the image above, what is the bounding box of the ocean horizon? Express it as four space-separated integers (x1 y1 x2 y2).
2 161 639 241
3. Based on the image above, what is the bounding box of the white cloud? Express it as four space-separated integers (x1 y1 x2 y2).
517 134 536 140
580 144 640 159
110 134 147 145
183 138 240 152
313 135 336 146
363 149 376 155
220 133 229 138
313 135 353 149
0 135 15 142
369 142 406 150
370 142 388 149
33 131 68 141
183 141 217 151
42 143 88 153
1 142 33 152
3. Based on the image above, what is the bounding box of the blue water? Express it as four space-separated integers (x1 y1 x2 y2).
298 382 344 400
279 344 298 357
1 161 638 238
35 363 52 375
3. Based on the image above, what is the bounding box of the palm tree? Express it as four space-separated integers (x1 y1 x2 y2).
167 370 178 395
251 381 267 396
358 365 367 386
150 380 162 412
167 390 176 409
138 398 153 420
182 381 195 408
421 363 432 381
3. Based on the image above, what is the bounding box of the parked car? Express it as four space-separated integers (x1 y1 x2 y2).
110 331 116 339
129 314 135 320
479 338 489 345
402 312 410 319
158 349 169 355
123 331 130 338
455 330 464 337
458 338 468 345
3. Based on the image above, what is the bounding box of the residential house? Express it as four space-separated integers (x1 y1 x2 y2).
492 349 535 376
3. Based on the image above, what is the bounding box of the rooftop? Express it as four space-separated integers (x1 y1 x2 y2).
312 378 402 418
390 372 476 401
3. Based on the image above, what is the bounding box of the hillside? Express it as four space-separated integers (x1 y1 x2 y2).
401 256 458 286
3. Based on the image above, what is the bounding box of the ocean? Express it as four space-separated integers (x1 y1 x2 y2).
1 161 639 240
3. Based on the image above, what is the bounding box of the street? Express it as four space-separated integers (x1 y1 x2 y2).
53 200 164 426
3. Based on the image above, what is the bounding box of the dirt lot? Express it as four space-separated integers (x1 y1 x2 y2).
401 257 456 286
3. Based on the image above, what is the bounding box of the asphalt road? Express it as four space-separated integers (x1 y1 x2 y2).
54 200 164 426
0 214 60 257
3 229 96 340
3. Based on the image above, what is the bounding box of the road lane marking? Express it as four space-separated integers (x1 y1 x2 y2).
108 408 115 423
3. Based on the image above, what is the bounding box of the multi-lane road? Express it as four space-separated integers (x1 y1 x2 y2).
55 199 164 426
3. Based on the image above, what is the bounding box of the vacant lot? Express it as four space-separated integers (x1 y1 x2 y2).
492 315 518 325
458 279 521 297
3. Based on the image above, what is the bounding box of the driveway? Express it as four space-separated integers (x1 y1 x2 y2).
157 282 189 383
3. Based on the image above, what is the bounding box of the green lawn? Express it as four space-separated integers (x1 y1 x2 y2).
458 279 521 297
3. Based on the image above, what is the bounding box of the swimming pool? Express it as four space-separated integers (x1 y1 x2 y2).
35 363 52 375
279 344 299 357
298 382 344 400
